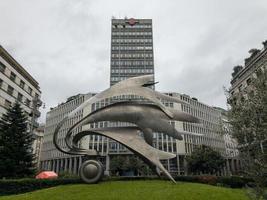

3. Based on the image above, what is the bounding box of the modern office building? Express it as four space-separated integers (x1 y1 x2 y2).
0 46 42 163
40 91 230 175
110 18 154 86
40 93 96 174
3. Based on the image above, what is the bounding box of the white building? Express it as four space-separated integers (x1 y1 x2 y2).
40 91 230 175
0 45 42 164
40 93 95 174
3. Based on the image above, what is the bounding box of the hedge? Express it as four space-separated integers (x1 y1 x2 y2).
175 175 254 188
108 175 254 188
0 178 81 196
0 175 255 196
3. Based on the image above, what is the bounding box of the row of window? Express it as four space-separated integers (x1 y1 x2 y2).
112 24 152 29
112 39 152 43
0 62 36 97
111 60 153 65
110 75 151 82
110 77 129 82
180 95 219 114
47 95 85 122
111 53 153 58
111 46 153 50
0 79 31 107
181 104 219 122
112 31 152 36
111 68 153 74
232 77 252 95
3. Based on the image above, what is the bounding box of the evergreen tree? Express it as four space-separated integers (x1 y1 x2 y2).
0 102 35 178
186 145 225 175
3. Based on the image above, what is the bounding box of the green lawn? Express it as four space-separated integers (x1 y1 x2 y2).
0 180 248 200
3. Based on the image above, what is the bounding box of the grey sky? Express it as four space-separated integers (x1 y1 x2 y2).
0 0 267 122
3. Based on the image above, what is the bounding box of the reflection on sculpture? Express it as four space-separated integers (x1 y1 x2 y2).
53 75 201 183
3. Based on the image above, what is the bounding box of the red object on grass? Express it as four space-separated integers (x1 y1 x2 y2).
35 171 58 179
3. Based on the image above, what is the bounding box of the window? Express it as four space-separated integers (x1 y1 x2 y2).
25 98 30 107
28 87 32 95
10 72 16 81
246 78 252 86
17 93 23 102
0 79 3 88
4 100 11 108
238 84 243 92
0 62 6 73
20 80 25 89
7 85 14 96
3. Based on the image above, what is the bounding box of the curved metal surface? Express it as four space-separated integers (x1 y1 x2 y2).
79 160 104 184
74 127 176 183
64 101 200 151
52 75 201 183
67 75 187 119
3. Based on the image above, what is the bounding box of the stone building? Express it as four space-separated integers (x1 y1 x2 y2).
230 40 267 95
0 45 42 163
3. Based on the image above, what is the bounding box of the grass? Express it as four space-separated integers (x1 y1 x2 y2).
0 180 248 200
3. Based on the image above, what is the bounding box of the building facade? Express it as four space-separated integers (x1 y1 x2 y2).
110 18 154 86
0 45 42 163
40 91 229 175
228 40 267 174
230 40 267 95
40 94 95 174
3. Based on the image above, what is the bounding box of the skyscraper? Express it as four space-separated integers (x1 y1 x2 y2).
110 18 154 87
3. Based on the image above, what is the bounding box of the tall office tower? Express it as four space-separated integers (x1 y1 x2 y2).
110 18 154 87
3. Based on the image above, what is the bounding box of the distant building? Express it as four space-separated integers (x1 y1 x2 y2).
0 45 42 163
213 107 240 175
33 124 45 169
40 93 96 174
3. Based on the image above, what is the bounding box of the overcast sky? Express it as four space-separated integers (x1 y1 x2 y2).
0 0 267 122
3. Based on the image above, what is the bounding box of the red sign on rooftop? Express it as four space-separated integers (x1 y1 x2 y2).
128 18 137 26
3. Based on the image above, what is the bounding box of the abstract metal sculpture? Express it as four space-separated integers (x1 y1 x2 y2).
53 75 201 183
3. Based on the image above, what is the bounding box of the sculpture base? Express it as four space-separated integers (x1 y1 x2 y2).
79 160 104 184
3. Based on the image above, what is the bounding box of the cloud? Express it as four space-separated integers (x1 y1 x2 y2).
0 0 267 122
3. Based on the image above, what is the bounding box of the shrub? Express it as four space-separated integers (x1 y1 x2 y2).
174 175 252 188
58 171 79 179
218 176 253 188
197 176 218 185
0 178 81 195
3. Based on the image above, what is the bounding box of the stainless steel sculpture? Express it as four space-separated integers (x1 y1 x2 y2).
53 75 201 183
